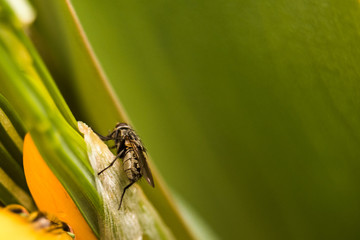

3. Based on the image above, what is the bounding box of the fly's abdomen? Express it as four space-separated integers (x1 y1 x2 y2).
123 149 141 182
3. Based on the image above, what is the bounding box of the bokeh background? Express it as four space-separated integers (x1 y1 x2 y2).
32 0 360 239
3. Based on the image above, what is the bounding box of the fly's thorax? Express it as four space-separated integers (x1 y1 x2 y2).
29 212 53 230
29 212 67 231
123 149 142 182
124 139 132 148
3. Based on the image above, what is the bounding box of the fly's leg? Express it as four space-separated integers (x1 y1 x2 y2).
98 149 125 175
93 129 114 141
118 181 135 210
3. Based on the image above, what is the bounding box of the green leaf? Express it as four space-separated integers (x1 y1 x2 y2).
0 144 27 192
0 95 24 166
0 167 35 211
0 2 100 236
0 123 22 166
29 0 198 239
0 0 77 131
0 94 26 140
0 93 32 208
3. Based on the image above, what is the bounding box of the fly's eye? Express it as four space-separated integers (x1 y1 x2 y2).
9 208 27 214
61 221 75 239
61 221 71 232
5 204 29 216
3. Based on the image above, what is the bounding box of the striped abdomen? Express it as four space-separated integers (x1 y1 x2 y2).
123 149 142 182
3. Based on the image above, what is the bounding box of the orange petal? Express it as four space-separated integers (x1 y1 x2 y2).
23 134 97 240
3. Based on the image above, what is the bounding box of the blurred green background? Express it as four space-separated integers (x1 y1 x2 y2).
34 0 360 239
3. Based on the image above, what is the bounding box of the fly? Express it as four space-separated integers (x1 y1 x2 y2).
4 204 75 238
96 123 155 209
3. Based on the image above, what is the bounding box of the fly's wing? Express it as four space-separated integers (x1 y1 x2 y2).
130 141 155 187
